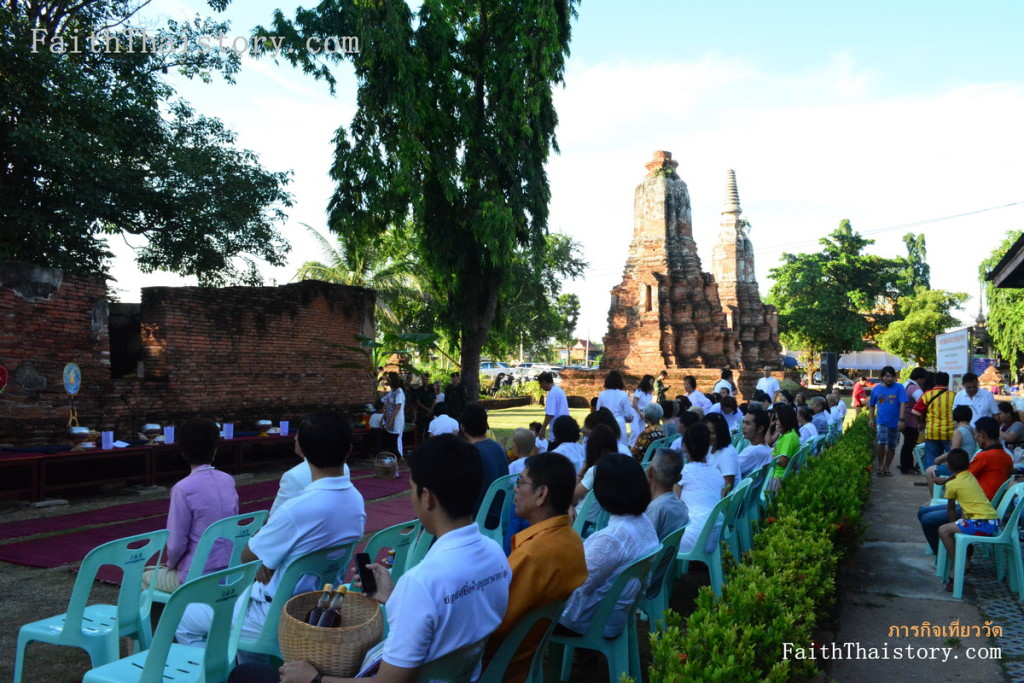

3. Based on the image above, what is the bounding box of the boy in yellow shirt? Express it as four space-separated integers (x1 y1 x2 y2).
938 448 1000 591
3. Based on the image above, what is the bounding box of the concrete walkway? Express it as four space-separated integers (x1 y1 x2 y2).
831 469 1023 682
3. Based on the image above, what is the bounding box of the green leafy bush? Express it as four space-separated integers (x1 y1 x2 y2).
648 416 873 682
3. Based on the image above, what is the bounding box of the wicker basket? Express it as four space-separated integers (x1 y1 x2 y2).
374 452 399 479
279 591 384 677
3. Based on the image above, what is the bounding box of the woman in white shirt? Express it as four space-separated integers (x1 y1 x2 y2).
550 415 586 474
703 413 739 493
559 453 659 638
628 374 655 448
674 423 724 554
597 370 634 445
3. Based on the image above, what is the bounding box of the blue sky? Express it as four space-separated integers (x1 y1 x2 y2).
113 0 1024 347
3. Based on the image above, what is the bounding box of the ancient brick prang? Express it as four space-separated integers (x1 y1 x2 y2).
602 153 781 379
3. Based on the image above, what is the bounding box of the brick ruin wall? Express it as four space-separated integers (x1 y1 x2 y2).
0 261 376 447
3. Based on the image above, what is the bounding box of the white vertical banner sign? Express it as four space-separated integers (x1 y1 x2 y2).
935 328 970 376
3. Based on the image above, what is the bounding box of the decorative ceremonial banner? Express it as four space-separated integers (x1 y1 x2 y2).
0 365 7 395
936 329 970 376
63 363 81 395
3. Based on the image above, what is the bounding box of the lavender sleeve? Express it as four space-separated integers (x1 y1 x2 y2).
164 483 191 569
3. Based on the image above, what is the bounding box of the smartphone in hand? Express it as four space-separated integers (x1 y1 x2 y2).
356 552 377 595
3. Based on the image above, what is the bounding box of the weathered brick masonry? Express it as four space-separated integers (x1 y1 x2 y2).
0 261 375 447
602 152 781 379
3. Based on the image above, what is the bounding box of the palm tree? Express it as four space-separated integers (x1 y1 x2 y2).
294 225 426 330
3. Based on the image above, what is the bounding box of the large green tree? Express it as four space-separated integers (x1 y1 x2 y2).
981 230 1024 374
766 220 906 376
263 0 579 401
0 0 292 284
876 286 968 365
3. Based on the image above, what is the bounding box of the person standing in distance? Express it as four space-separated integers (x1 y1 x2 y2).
538 371 569 441
755 366 780 401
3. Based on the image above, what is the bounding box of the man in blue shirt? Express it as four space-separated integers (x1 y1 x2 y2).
867 366 908 477
461 405 510 521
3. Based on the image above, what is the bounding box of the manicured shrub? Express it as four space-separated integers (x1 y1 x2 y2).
648 416 873 682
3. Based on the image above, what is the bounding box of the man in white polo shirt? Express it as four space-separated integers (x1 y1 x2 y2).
177 411 366 655
755 366 781 401
539 371 569 440
426 402 460 437
277 434 511 683
683 375 712 413
953 372 997 428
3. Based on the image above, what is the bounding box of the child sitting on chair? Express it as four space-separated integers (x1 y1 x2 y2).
937 448 1000 592
143 418 238 592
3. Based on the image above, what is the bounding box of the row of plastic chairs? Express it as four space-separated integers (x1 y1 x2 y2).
15 509 274 683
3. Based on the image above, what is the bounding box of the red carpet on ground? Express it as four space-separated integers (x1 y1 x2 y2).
0 494 413 572
0 469 408 542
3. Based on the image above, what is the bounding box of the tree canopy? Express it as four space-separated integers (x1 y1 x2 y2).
876 286 968 365
980 230 1024 373
264 0 580 399
295 225 426 333
0 0 292 284
766 220 908 364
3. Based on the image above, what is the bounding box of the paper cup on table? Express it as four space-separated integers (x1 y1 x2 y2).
101 431 114 450
164 426 175 444
223 423 234 439
279 420 289 436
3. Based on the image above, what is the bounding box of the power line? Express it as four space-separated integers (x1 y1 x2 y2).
755 200 1024 254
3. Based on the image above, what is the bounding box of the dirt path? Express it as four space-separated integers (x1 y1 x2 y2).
830 470 1012 682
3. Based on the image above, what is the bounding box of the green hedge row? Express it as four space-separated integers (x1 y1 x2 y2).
647 415 874 682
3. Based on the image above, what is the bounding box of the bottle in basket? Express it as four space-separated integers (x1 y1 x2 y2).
306 583 334 625
316 586 348 628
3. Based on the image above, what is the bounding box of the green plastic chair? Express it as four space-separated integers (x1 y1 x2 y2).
152 510 268 604
720 479 754 561
635 525 686 627
14 529 168 683
236 541 356 660
572 489 610 539
548 546 660 682
353 518 421 586
935 480 1019 576
938 483 1024 599
478 598 568 683
82 561 260 683
474 474 518 547
406 524 436 572
641 436 674 466
739 463 773 551
730 431 746 448
414 638 488 682
676 492 734 597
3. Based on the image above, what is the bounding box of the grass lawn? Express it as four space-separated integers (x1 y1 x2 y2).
486 404 591 443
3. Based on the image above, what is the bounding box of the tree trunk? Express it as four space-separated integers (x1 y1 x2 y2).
459 271 503 405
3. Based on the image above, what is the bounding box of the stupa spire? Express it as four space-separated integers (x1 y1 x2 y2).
722 169 741 216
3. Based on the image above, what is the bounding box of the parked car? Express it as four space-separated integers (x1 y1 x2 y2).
479 361 511 379
810 371 854 390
